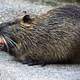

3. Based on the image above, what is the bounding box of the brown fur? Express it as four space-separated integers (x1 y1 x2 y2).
1 5 80 65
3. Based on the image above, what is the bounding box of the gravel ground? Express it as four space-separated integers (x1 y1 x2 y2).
0 0 80 80
0 0 53 23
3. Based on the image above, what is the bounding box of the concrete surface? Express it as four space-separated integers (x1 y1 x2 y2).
0 0 52 22
0 52 80 80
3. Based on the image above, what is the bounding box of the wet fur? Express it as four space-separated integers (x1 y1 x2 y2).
1 5 80 65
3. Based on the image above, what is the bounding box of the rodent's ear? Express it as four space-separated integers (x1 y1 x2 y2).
22 15 33 24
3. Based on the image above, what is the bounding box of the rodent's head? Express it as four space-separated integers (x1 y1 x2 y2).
0 15 35 53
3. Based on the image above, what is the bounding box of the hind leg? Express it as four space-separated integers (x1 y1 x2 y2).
20 59 46 66
15 53 47 66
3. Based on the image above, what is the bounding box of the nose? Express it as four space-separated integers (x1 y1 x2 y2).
0 20 19 35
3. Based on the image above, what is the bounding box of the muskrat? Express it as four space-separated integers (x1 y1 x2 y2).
0 5 80 66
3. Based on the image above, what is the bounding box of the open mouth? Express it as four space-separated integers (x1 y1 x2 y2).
0 38 5 45
0 38 5 50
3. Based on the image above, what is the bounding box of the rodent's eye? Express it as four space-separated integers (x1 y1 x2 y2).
22 15 32 24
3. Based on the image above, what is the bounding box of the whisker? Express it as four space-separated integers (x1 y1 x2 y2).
2 34 19 52
2 34 9 52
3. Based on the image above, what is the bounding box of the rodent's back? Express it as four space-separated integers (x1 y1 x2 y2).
10 5 80 65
